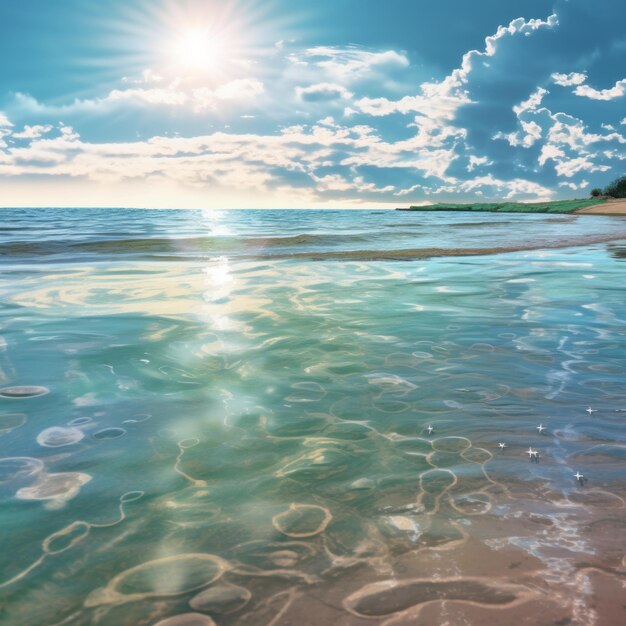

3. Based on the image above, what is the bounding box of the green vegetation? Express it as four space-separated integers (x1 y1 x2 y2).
603 175 626 199
591 188 603 197
398 198 606 214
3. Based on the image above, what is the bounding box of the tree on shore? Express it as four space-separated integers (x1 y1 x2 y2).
590 188 602 197
603 175 626 198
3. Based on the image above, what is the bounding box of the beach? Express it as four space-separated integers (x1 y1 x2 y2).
1 208 626 626
576 199 626 215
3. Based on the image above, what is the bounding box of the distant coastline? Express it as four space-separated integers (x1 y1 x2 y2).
397 198 626 215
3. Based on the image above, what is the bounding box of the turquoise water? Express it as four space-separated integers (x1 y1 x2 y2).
1 209 626 625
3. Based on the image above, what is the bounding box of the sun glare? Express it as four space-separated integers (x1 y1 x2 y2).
99 0 291 85
171 28 225 71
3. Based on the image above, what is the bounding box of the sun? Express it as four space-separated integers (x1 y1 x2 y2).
171 28 224 71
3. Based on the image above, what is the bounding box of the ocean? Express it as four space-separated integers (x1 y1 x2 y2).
1 208 626 625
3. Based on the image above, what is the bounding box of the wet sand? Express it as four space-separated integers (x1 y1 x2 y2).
576 200 626 215
236 477 626 626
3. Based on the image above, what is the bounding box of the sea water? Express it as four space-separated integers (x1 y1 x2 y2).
1 208 626 625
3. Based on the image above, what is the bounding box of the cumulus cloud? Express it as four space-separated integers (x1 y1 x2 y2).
574 78 626 100
431 174 553 201
554 156 610 177
0 121 446 193
354 15 557 121
467 155 493 171
551 72 587 86
290 46 409 81
0 112 12 148
10 77 266 115
512 87 548 116
295 83 353 102
2 0 625 206
559 179 588 190
12 124 54 139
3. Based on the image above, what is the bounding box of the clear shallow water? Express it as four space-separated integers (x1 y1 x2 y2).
1 208 626 626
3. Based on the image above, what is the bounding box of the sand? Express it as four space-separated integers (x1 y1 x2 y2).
575 199 626 215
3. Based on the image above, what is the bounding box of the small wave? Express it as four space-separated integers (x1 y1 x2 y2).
251 233 626 261
0 233 373 257
3 232 626 262
446 220 519 228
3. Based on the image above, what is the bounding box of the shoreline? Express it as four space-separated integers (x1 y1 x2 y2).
574 199 626 215
397 198 626 215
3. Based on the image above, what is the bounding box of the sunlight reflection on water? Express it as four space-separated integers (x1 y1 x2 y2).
0 209 625 626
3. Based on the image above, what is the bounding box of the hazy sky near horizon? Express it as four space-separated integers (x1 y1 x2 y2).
0 0 625 208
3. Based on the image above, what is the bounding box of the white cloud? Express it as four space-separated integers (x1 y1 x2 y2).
296 83 353 102
531 112 625 177
354 15 557 121
11 77 266 116
513 87 548 116
602 149 626 161
3 4 625 207
295 46 409 81
546 114 625 149
574 78 626 101
467 155 493 171
559 179 588 190
554 156 610 177
495 120 543 147
538 143 565 166
107 88 188 106
394 183 423 196
312 173 393 193
355 88 470 120
433 174 553 201
12 124 54 139
551 72 587 86
0 121 456 193
121 68 164 85
0 113 12 149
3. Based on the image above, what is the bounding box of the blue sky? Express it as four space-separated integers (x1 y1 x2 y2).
0 0 624 208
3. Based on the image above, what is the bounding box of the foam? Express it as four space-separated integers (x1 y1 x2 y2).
384 516 422 541
16 471 92 507
36 426 84 447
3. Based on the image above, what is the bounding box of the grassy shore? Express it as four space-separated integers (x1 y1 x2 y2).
397 198 606 213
